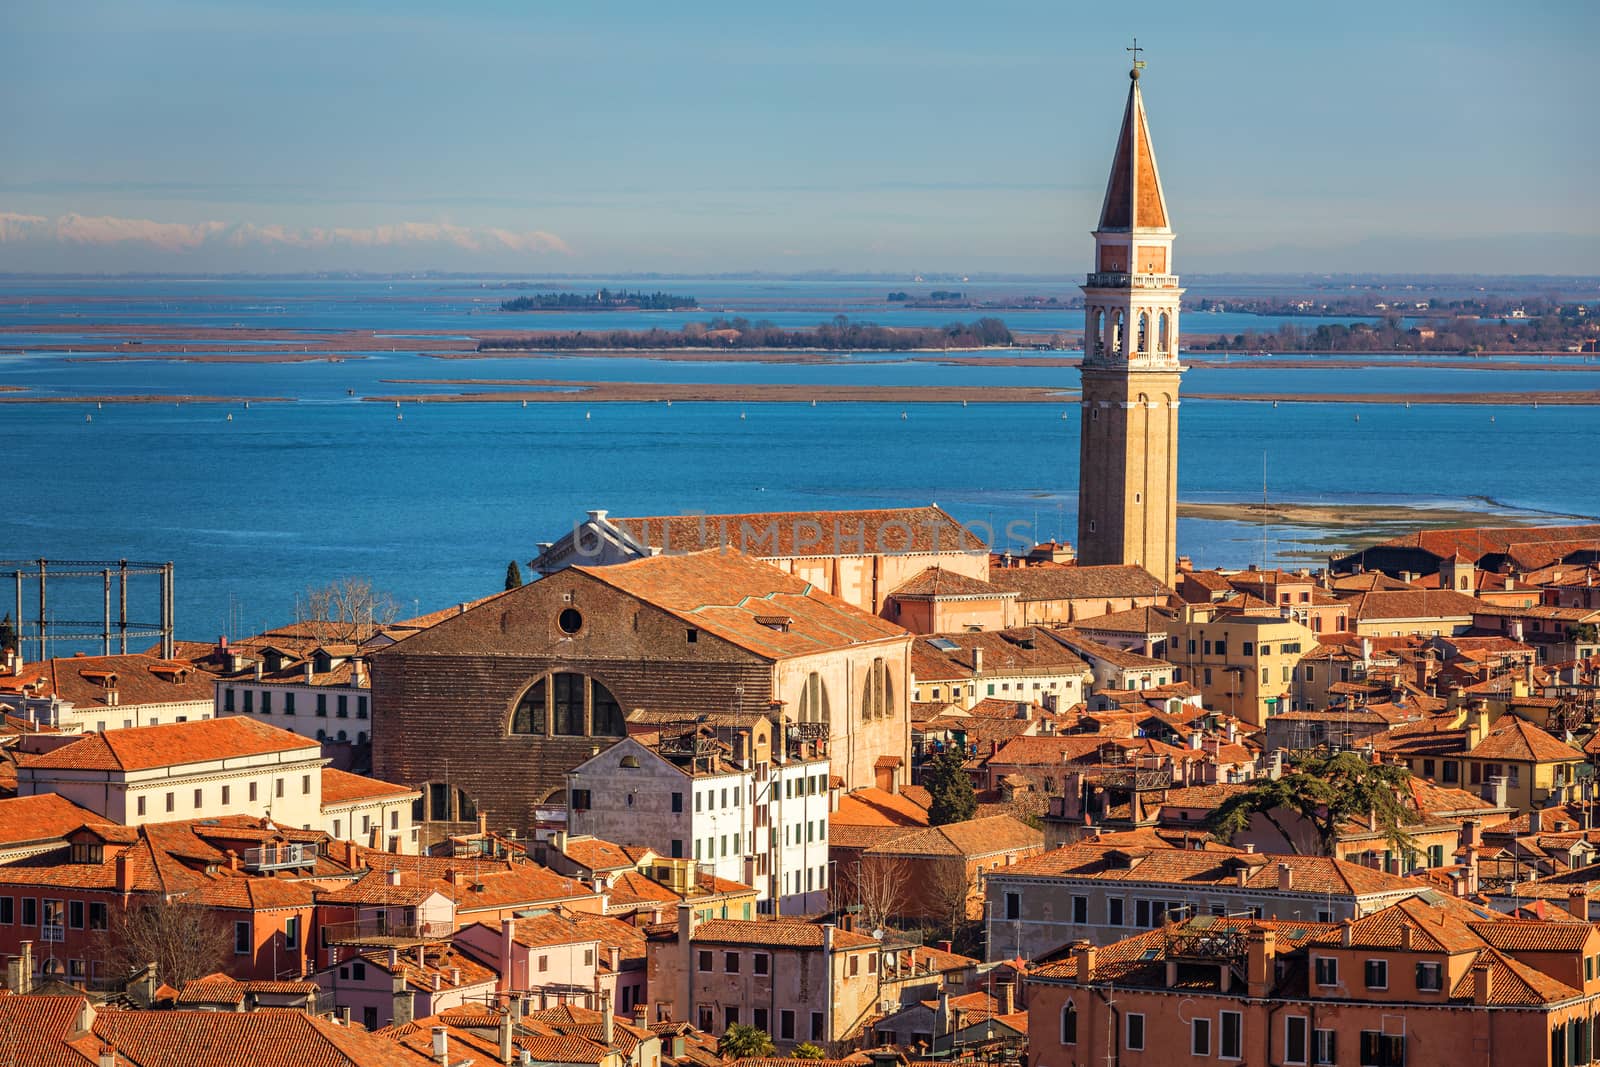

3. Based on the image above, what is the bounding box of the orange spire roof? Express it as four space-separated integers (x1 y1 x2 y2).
1097 70 1170 233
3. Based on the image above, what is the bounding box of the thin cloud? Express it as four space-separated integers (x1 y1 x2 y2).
0 211 570 255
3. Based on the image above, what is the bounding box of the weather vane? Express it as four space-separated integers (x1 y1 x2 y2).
1127 37 1146 78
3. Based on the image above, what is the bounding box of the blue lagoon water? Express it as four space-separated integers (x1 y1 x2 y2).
2 279 1596 641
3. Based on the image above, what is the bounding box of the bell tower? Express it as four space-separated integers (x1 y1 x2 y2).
1077 45 1184 587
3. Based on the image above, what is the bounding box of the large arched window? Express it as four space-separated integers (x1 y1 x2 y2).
1136 311 1149 355
1157 311 1170 353
861 658 892 721
510 673 625 738
1061 1001 1077 1045
798 672 830 725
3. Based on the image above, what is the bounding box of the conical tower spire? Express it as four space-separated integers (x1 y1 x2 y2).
1096 61 1171 234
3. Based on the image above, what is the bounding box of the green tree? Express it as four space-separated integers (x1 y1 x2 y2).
717 1023 776 1059
0 613 16 654
792 1044 827 1060
925 748 978 826
505 560 524 591
1207 751 1419 857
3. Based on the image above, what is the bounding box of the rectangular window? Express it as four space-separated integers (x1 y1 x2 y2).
337 695 348 718
284 915 300 951
221 785 230 805
194 788 203 808
672 792 683 813
780 1010 795 1041
261 691 272 714
244 690 253 713
1416 961 1442 992
316 693 327 717
20 899 35 927
1315 956 1338 986
284 692 295 714
695 791 702 812
224 688 235 712
250 781 259 802
136 797 146 817
1072 895 1088 924
302 774 311 795
1126 1014 1145 1051
754 953 769 975
753 1008 768 1033
1192 1017 1211 1056
1286 1016 1308 1064
1365 959 1388 989
725 952 739 974
1359 1031 1404 1067
0 897 12 925
698 950 712 972
1108 898 1124 926
1242 641 1254 656
68 900 84 929
89 902 107 930
811 1013 824 1041
725 1006 739 1030
1005 893 1021 921
1314 1029 1337 1066
357 696 368 719
234 921 250 955
274 779 284 799
165 792 175 813
1135 899 1151 928
1220 1011 1242 1060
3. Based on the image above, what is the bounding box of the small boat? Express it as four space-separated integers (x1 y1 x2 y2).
226 413 232 422
1354 414 1360 422
397 412 403 421
666 400 672 407
85 413 92 423
901 411 908 420
346 388 354 396
1272 401 1278 408
811 399 817 407
585 411 591 420
961 399 968 407
740 411 747 420
522 400 528 408
1061 411 1069 419
395 400 401 408
243 401 250 409
96 401 102 410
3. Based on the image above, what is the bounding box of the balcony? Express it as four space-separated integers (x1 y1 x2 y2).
243 842 318 872
40 924 65 944
1085 272 1181 290
322 917 453 947
1165 919 1246 961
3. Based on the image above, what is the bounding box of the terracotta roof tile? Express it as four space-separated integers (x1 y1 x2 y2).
609 506 986 558
20 717 318 772
890 567 1016 600
994 565 1167 603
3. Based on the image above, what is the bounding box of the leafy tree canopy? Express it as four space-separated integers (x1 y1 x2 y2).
925 748 978 826
717 1023 776 1059
1207 750 1419 857
792 1044 828 1060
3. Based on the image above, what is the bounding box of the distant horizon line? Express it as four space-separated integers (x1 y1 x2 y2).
2 270 1598 285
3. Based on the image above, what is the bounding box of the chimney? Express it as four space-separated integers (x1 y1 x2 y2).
1569 889 1589 920
499 1007 514 1065
450 967 460 986
1072 940 1096 982
937 991 952 1035
997 980 1016 1016
633 1005 649 1029
609 945 621 974
432 973 442 993
1484 776 1508 808
1472 963 1493 1005
115 850 134 893
431 1026 449 1066
602 989 615 1047
254 660 264 681
389 947 400 968
1460 819 1482 849
387 867 403 887
1530 810 1543 834
1246 925 1276 998
392 973 414 1026
676 902 698 948
1341 920 1354 948
98 1049 116 1067
1464 845 1480 896
1277 862 1293 892
973 647 984 674
1400 925 1414 951
496 921 515 991
1188 730 1202 751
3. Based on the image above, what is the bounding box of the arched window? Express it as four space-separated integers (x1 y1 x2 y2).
1111 311 1125 357
1136 312 1149 355
511 678 548 734
1088 309 1103 356
861 658 891 721
798 672 830 724
1062 1001 1077 1045
336 729 348 742
1158 311 1170 353
510 673 624 737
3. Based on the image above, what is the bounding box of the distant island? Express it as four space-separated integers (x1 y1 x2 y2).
477 316 1014 351
500 288 697 311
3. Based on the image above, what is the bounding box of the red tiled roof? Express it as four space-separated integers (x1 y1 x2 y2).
0 653 214 708
93 1008 438 1066
609 505 986 558
572 549 909 658
861 815 1042 859
679 917 878 950
0 794 112 848
1470 717 1583 763
1338 589 1486 621
321 768 419 805
995 565 1167 603
19 717 318 772
890 567 1016 600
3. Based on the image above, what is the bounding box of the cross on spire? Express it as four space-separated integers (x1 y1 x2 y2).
1127 37 1146 78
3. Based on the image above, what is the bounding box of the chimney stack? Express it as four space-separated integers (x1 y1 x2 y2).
1472 963 1493 1005
602 990 615 1047
392 973 414 1027
1072 940 1096 982
431 1026 449 1065
973 647 984 674
499 1007 514 1065
1569 889 1589 920
1246 925 1276 998
1277 862 1293 892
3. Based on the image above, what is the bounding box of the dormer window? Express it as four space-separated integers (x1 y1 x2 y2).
70 843 104 865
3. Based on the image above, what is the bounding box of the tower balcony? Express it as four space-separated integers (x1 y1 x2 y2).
1085 271 1180 290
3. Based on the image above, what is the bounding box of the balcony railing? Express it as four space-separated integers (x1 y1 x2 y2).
322 918 453 946
40 924 65 943
1085 272 1181 289
244 842 318 872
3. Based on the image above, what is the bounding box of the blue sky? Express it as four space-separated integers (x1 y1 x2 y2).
1 0 1595 274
